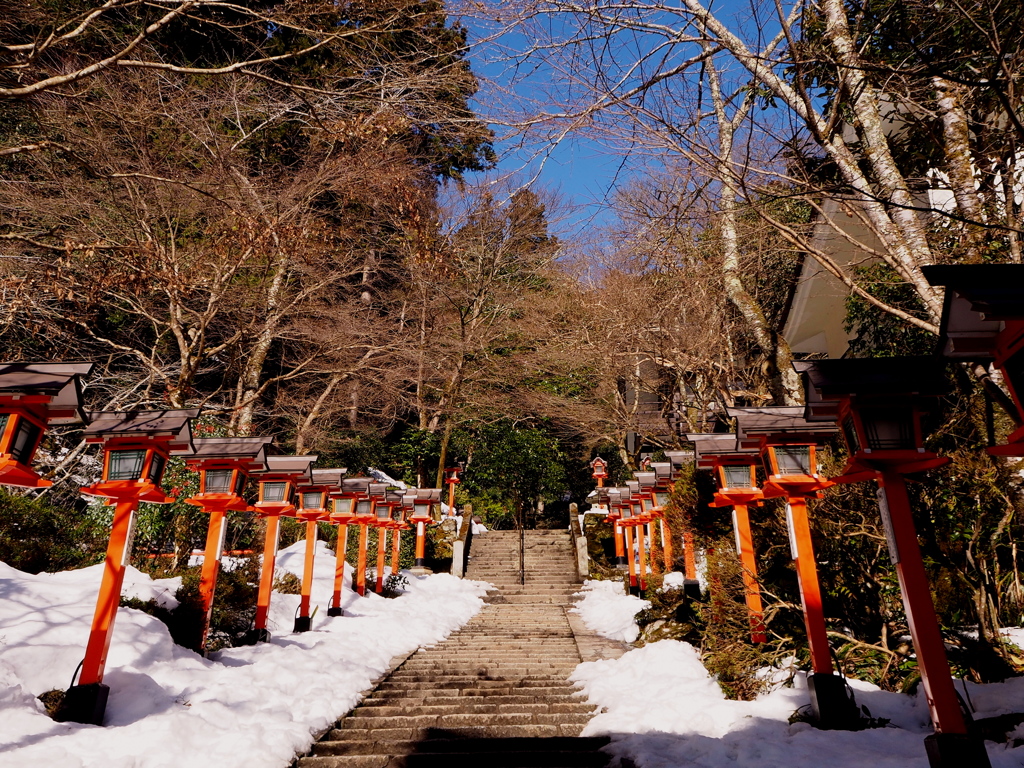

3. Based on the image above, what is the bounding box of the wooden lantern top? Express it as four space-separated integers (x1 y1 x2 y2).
187 436 273 471
0 362 94 424
84 409 199 454
728 406 837 445
923 264 1024 359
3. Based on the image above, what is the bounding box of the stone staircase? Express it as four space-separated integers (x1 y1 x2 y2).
296 529 614 768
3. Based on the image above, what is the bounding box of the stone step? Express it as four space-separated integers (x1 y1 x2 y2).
325 724 586 741
397 664 580 672
299 529 603 768
373 686 579 699
309 736 609 756
350 702 595 717
359 694 584 707
302 741 609 767
380 676 577 686
338 713 593 730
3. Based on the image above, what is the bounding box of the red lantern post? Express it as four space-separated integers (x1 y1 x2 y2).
57 409 198 725
371 489 403 592
351 490 380 596
688 433 767 643
443 465 463 516
650 461 675 570
729 406 858 730
0 362 93 488
409 488 441 574
293 468 345 632
246 454 316 644
796 357 991 767
327 477 371 615
665 450 702 599
635 472 662 576
184 437 273 652
610 489 640 593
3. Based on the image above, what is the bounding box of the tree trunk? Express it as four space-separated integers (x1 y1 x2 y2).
934 77 986 261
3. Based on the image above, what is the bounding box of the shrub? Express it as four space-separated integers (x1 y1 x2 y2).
0 489 106 574
121 556 261 653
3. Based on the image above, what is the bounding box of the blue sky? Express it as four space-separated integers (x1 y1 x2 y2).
458 1 785 239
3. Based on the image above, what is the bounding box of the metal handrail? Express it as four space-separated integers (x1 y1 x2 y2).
519 522 525 585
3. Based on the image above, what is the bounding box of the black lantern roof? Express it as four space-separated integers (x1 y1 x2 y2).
414 488 442 502
923 264 1024 359
728 406 837 449
84 409 199 454
650 461 672 483
728 405 835 434
686 432 759 469
254 454 317 482
297 468 346 495
634 471 657 489
309 468 346 486
190 437 273 469
662 450 694 480
0 362 94 424
794 358 949 421
340 477 373 496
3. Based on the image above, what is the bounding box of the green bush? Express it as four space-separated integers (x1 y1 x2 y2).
121 556 261 653
0 489 106 574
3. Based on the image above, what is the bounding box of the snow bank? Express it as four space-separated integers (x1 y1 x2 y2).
573 640 1024 767
0 541 489 767
571 579 649 643
569 579 1024 766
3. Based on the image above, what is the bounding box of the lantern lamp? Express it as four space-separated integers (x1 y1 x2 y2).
187 437 271 503
728 406 835 496
354 496 375 521
651 461 672 484
617 496 633 523
58 408 197 726
720 463 756 490
796 357 990 767
183 437 273 653
334 478 377 599
325 477 370 615
634 471 657 491
408 488 441 573
726 407 856 729
614 490 640 592
443 465 463 516
0 362 94 488
794 358 949 480
688 432 766 638
82 410 198 503
245 454 316 644
291 468 345 632
590 456 609 481
369 492 401 593
663 450 692 482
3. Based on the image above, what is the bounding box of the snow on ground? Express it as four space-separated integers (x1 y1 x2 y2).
570 577 1024 767
0 541 489 768
570 579 649 643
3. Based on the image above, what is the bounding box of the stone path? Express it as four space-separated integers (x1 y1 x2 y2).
296 529 628 768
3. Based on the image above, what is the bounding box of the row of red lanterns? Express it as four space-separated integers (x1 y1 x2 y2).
0 365 458 726
678 265 1024 767
588 457 703 599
